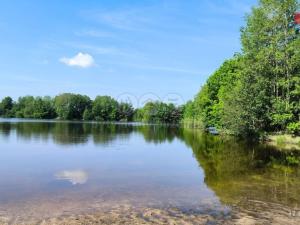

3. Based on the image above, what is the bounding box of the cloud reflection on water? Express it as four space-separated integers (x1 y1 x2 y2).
55 170 88 185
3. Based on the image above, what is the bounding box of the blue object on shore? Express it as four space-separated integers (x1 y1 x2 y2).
207 127 219 135
295 24 300 34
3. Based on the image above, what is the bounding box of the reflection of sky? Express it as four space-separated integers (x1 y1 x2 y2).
0 120 221 211
55 170 88 185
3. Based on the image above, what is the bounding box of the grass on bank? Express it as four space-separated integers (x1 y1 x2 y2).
266 134 300 151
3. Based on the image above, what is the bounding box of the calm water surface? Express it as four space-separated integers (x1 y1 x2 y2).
0 119 300 223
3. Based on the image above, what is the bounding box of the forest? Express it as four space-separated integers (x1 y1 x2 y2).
183 0 300 137
1 0 300 137
0 94 183 124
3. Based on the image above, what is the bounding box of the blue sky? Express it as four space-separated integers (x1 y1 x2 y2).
0 0 257 106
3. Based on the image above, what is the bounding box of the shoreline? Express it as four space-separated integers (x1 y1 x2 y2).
1 203 299 225
2 117 300 151
265 134 300 151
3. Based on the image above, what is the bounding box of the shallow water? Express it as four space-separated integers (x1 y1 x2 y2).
0 119 299 224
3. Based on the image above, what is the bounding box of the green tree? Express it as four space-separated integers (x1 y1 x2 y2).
0 97 14 117
136 101 183 124
54 93 91 120
32 97 56 119
83 108 94 121
92 96 119 121
118 102 134 122
240 0 300 135
183 57 243 131
184 0 300 137
14 96 35 118
12 96 56 119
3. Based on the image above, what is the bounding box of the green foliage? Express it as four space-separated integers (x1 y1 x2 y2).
0 95 181 123
54 93 91 120
0 97 14 117
136 101 183 124
83 108 93 121
183 56 243 133
31 97 56 119
271 99 294 130
286 154 300 165
92 96 119 121
287 122 300 135
118 102 134 122
1 96 56 119
182 101 194 119
15 96 35 118
184 0 300 137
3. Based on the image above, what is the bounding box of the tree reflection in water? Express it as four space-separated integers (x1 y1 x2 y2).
0 120 300 212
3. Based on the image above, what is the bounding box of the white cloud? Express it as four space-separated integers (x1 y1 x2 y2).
60 52 95 68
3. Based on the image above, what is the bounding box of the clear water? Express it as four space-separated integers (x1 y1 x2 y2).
0 119 299 223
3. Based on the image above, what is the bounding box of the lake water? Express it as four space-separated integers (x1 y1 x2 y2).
0 119 300 224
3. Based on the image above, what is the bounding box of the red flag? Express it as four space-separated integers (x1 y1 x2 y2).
294 12 300 24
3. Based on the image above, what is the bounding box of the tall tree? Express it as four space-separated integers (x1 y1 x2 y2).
54 93 91 120
92 96 119 121
0 97 14 117
118 102 134 122
240 0 300 134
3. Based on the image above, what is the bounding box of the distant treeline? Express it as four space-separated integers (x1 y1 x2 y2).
183 0 300 137
0 94 183 124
